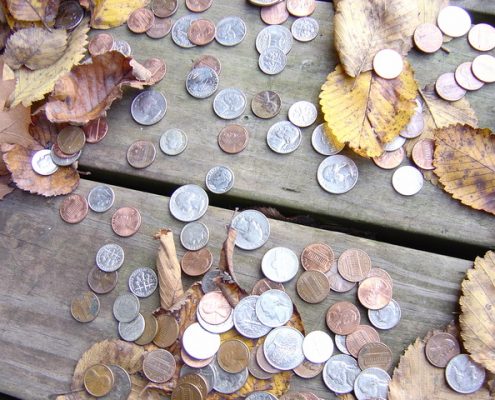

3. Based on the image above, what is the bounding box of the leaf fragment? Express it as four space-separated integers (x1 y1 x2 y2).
90 0 150 29
0 174 14 199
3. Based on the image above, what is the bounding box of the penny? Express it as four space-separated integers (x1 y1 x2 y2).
413 23 443 53
358 342 392 371
286 0 316 17
311 124 344 156
172 14 200 48
206 165 234 194
83 117 109 144
54 0 84 30
368 299 402 330
111 207 141 237
127 140 156 169
146 17 173 39
256 344 281 374
111 39 132 56
96 243 124 272
188 19 216 46
197 307 233 334
83 364 114 397
291 17 319 42
88 185 115 213
256 289 293 327
128 267 158 298
256 25 293 53
50 146 81 167
180 222 209 251
293 359 324 379
232 209 270 250
169 184 209 222
87 267 118 295
358 276 393 310
445 354 486 394
233 295 272 339
288 101 317 128
425 332 461 368
323 354 360 394
301 243 334 273
160 128 187 156
354 367 390 399
373 48 403 79
334 334 351 355
383 135 406 152
181 347 215 368
261 1 289 25
100 364 131 400
71 291 100 323
372 147 405 170
143 349 176 383
472 54 495 83
263 326 305 370
338 248 372 283
213 88 247 120
119 314 145 342
193 55 222 75
392 165 424 196
57 126 86 154
177 374 209 398
113 293 140 323
135 313 159 345
468 23 495 52
326 301 360 335
171 382 202 400
346 325 380 358
186 66 219 99
143 58 167 84
267 121 301 154
455 62 484 91
131 90 167 125
218 124 249 154
181 248 213 277
325 262 356 293
251 90 282 119
153 313 179 348
317 155 359 194
259 47 287 75
186 0 213 12
152 0 178 18
261 247 299 282
180 365 216 393
217 339 250 373
59 194 88 224
297 270 330 304
249 346 274 379
252 278 285 295
436 72 466 101
198 291 232 325
127 8 155 33
183 322 221 360
367 267 393 286
412 138 435 170
88 33 114 56
437 6 471 38
215 16 247 46
303 330 334 363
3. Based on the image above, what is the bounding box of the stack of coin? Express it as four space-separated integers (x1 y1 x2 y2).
82 363 132 398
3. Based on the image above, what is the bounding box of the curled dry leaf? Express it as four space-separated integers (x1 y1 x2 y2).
6 0 59 24
29 112 62 148
417 0 449 24
433 125 495 215
90 0 150 29
0 175 14 199
0 23 9 51
320 63 417 158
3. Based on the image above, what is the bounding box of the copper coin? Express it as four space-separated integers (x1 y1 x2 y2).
435 72 466 101
83 117 109 144
198 291 232 325
154 313 179 348
261 1 289 25
301 243 334 273
171 382 202 400
358 276 393 310
326 301 360 335
412 138 435 170
372 147 405 170
345 325 380 358
293 359 324 379
181 248 213 276
252 278 285 295
325 262 356 293
286 0 316 17
71 291 100 323
152 0 178 18
143 58 167 83
88 33 114 56
193 55 222 75
177 374 209 398
468 23 495 52
188 19 216 46
111 207 141 237
296 270 330 304
181 347 214 368
83 364 114 397
425 332 461 367
87 266 118 294
52 143 76 159
127 140 156 169
135 313 159 345
413 23 443 53
57 126 86 154
218 124 249 154
256 343 281 373
217 339 250 373
186 0 213 12
472 54 495 83
128 8 155 33
146 17 173 39
143 349 176 383
60 194 89 224
248 346 273 379
455 62 484 91
358 342 392 371
251 90 281 119
367 267 393 286
337 248 372 283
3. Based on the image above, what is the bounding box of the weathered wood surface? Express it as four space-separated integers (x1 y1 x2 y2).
78 0 495 252
0 179 474 399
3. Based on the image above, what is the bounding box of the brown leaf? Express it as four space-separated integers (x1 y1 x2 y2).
29 112 62 148
219 219 238 282
0 153 9 175
0 174 14 199
6 0 59 24
90 0 150 29
0 23 10 51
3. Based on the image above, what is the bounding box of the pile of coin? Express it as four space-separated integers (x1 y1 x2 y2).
82 363 132 398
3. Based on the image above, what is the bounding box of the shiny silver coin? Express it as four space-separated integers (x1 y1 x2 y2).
179 364 217 393
88 185 115 213
266 121 301 154
383 135 406 151
291 17 319 42
128 267 158 298
263 326 304 370
255 289 293 328
112 39 132 56
354 368 391 400
201 269 222 293
50 146 81 166
261 247 299 283
288 101 317 128
317 155 358 194
54 0 84 30
100 365 132 400
213 88 247 120
303 330 334 363
180 221 209 251
159 128 188 156
182 322 221 360
96 243 125 272
392 166 424 196
334 334 351 355
172 14 200 48
231 209 270 250
131 90 167 126
245 392 278 400
169 184 209 222
233 295 272 339
113 293 140 323
186 67 219 99
196 307 234 334
31 149 58 176
446 354 486 394
368 299 401 330
215 16 247 46
211 359 249 394
256 25 293 54
249 0 282 5
205 165 234 194
323 354 360 394
118 313 145 342
259 47 287 75
311 123 345 156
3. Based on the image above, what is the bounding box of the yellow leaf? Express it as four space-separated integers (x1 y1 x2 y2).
320 63 417 158
417 0 449 24
334 0 418 77
6 0 58 24
433 124 495 215
90 0 150 29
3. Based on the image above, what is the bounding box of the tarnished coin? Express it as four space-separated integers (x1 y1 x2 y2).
88 33 114 56
323 354 360 394
358 276 393 310
180 221 209 250
249 346 274 379
143 349 176 383
127 140 156 169
251 90 282 119
111 207 141 237
100 365 132 400
425 332 461 368
87 266 118 295
472 54 495 83
256 25 293 54
246 392 278 400
119 313 145 342
338 248 372 282
286 0 316 17
267 121 301 154
186 0 213 12
186 66 219 98
252 278 285 295
83 364 114 397
372 147 405 170
317 155 358 194
346 325 380 358
257 344 281 374
354 367 390 400
112 39 132 56
181 248 213 276
325 262 356 293
288 101 317 128
128 8 155 33
392 165 424 196
57 126 86 154
297 270 330 304
383 135 406 151
153 314 179 348
436 72 466 101
201 268 222 293
215 16 246 46
198 291 232 325
83 117 109 144
88 185 115 213
211 359 249 394
54 0 84 30
169 184 209 222
179 364 216 392
412 138 435 170
259 47 287 75
311 124 344 156
96 243 124 272
177 373 208 398
455 62 484 91
437 6 471 38
233 295 272 339
188 18 216 46
326 301 360 335
146 17 173 39
181 347 215 369
291 17 319 42
135 313 159 345
182 322 221 359
303 330 333 363
232 209 270 250
399 109 424 139
367 267 393 286
301 243 334 273
358 342 392 371
256 289 293 327
131 90 167 125
193 54 222 75
197 306 233 333
368 299 401 330
260 1 289 25
373 48 403 79
468 23 495 52
152 0 178 18
128 267 158 298
71 291 100 323
160 128 188 156
60 194 88 224
50 146 81 167
334 334 351 355
218 339 250 373
213 88 247 120
206 165 234 194
446 354 486 394
293 359 324 379
172 14 200 48
261 247 298 282
263 326 305 370
113 293 140 323
218 124 249 154
143 58 167 84
171 382 202 399
413 23 443 53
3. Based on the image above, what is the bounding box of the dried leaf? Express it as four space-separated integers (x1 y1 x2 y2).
460 251 495 373
90 0 150 29
334 0 418 77
0 153 9 175
0 23 10 51
320 63 417 157
417 0 449 24
6 0 59 24
0 174 14 199
219 221 238 282
433 124 495 215
28 112 62 148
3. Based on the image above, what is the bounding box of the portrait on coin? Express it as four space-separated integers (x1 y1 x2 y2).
327 360 357 387
323 162 355 187
356 374 388 398
266 333 298 365
175 190 206 218
135 93 163 122
235 215 263 245
165 130 183 150
209 168 231 190
451 361 482 388
259 295 290 324
271 127 297 152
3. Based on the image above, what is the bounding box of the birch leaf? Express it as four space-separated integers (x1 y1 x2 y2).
90 0 150 29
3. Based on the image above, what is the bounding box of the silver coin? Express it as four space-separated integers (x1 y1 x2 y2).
159 128 188 156
259 47 287 75
213 88 247 120
311 123 345 156
400 103 424 139
205 165 234 194
112 39 132 56
317 155 358 194
263 326 304 370
50 145 81 166
231 209 270 250
261 247 299 283
233 295 272 339
291 17 319 42
245 392 278 400
201 269 222 293
128 267 158 298
118 313 145 342
392 166 424 196
288 101 317 128
169 184 209 222
383 135 406 151
368 299 401 330
334 334 351 355
100 365 132 400
211 359 249 394
256 289 293 328
179 364 217 392
182 322 220 360
446 354 486 394
303 330 334 363
215 16 247 46
266 121 301 154
186 66 219 99
180 221 209 251
131 90 167 126
323 354 360 394
256 25 293 54
196 307 234 334
354 368 391 400
54 0 84 30
172 14 200 48
31 149 58 176
113 293 140 323
88 185 115 213
96 243 125 272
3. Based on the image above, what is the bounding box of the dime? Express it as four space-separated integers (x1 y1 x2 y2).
323 354 360 394
197 306 233 333
111 207 141 237
249 346 274 379
87 266 118 295
256 25 293 54
169 184 209 222
88 185 115 213
256 289 293 327
261 247 298 282
160 128 188 156
412 138 435 170
186 0 213 12
179 364 217 392
346 325 380 358
215 16 247 46
246 392 278 400
251 90 282 119
143 58 167 83
325 262 356 293
154 314 179 348
368 299 401 330
468 23 495 52
399 109 424 139
83 117 109 144
317 155 358 194
301 243 334 272
372 147 405 170
205 165 234 194
358 342 392 371
263 326 305 370
311 124 344 156
172 14 200 48
183 323 221 359
455 62 484 91
211 359 249 394
152 0 178 18
260 1 289 25
113 293 140 323
146 17 173 39
217 339 250 373
338 248 372 282
326 301 360 335
71 291 100 323
373 49 403 79
131 90 167 125
54 0 84 30
88 33 114 56
257 344 281 374
297 270 330 303
233 295 272 339
252 278 285 295
186 66 219 98
471 54 495 83
57 126 86 154
135 313 159 345
127 140 157 169
446 354 486 394
127 8 155 33
288 101 317 128
425 332 461 368
112 39 132 56
358 276 393 310
201 268 222 293
392 165 424 196
143 349 176 383
286 0 316 17
413 23 443 53
435 72 466 101
181 248 213 276
213 88 247 120
334 334 350 355
291 17 319 42
437 6 471 38
383 135 406 151
59 194 88 224
293 359 324 379
354 367 391 400
128 267 158 298
119 313 146 342
188 18 216 46
218 124 249 154
232 209 270 250
177 374 209 398
180 222 209 251
171 382 202 399
96 244 125 272
100 365 132 400
181 347 214 368
193 55 222 75
266 121 301 154
198 291 232 325
83 364 114 397
303 330 334 363
259 47 287 75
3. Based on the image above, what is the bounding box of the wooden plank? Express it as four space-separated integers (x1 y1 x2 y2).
0 179 473 399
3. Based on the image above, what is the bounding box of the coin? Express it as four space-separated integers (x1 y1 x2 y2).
233 295 272 339
88 33 114 56
303 330 334 363
54 0 84 30
325 262 356 293
213 88 247 120
57 126 86 154
197 306 234 334
437 6 471 38
425 332 461 368
300 243 333 272
198 291 232 325
251 90 282 119
111 207 141 237
372 147 405 170
128 267 158 298
367 267 393 286
188 19 216 46
183 322 221 359
288 101 317 128
373 49 403 79
143 58 167 83
317 155 358 194
127 140 157 169
455 62 484 91
337 248 371 282
169 184 209 222
468 23 495 51
297 270 330 303
50 146 81 167
259 47 287 75
128 8 155 33
392 165 424 196
171 382 202 399
186 66 219 98
436 72 466 101
88 185 115 213
471 54 495 83
180 364 216 392
445 354 485 394
160 128 188 156
354 367 390 399
112 39 132 56
249 0 283 5
252 278 285 295
358 276 392 310
186 0 213 12
59 194 88 224
358 342 392 371
323 354 360 394
172 14 200 48
217 339 250 373
399 109 424 139
83 364 114 397
293 359 324 379
346 325 380 358
267 121 301 153
100 364 131 400
131 90 167 125
232 209 270 250
181 347 215 368
206 165 234 194
212 359 249 394
87 266 118 295
215 16 246 46
218 124 249 153
201 268 222 293
334 334 351 355
286 0 316 17
180 222 209 251
256 289 293 327
152 0 178 18
256 343 281 374
246 392 278 400
311 124 344 156
261 247 298 282
96 244 124 272
249 346 274 379
368 299 401 330
256 25 293 54
113 293 140 323
119 313 146 341
193 54 222 75
326 301 360 335
83 117 109 144
146 17 173 39
383 135 405 151
412 138 435 170
413 23 443 53
135 313 159 345
71 291 100 323
291 17 319 42
181 248 213 277
154 313 179 348
263 326 305 370
260 1 289 25
177 374 209 398
143 349 176 383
